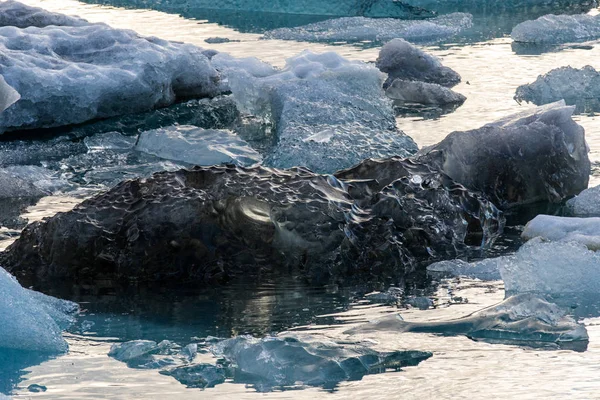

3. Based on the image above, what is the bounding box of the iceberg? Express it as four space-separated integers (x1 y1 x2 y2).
515 66 600 113
0 4 220 133
0 266 77 353
416 101 590 209
376 38 461 88
512 13 600 44
566 184 600 216
522 214 600 250
263 13 473 44
0 0 88 28
385 79 466 105
135 125 262 167
347 293 588 349
219 50 418 173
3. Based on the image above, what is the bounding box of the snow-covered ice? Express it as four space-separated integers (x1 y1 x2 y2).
567 184 600 217
135 125 262 167
522 215 600 250
512 13 600 44
0 267 78 353
264 13 472 44
220 50 417 173
386 79 466 105
0 6 220 133
376 38 461 88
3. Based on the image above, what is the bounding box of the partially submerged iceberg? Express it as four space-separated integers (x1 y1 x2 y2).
263 13 472 44
0 266 77 353
0 6 220 133
347 293 588 349
566 184 600 216
522 215 600 250
416 101 590 209
515 66 600 113
0 0 88 28
219 51 418 173
512 13 600 44
386 79 466 105
135 125 262 167
376 38 461 88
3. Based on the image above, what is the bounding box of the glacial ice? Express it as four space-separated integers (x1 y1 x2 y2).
512 13 600 44
135 125 262 167
347 293 588 348
386 79 466 105
515 66 600 112
0 76 19 115
0 266 77 353
0 0 88 28
416 101 590 209
221 50 418 173
0 8 220 133
376 38 461 88
522 215 600 250
566 184 600 216
263 13 473 44
500 238 600 294
426 258 502 280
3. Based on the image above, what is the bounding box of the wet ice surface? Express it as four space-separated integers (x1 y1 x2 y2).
5 0 600 398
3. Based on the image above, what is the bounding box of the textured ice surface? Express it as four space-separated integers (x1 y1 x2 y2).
376 39 461 88
135 125 262 166
0 0 88 28
512 13 600 44
386 79 466 105
160 364 225 388
222 51 417 173
501 238 600 294
0 12 220 132
416 101 590 209
264 13 472 44
515 66 600 112
0 267 77 353
522 215 600 250
0 76 19 115
566 184 600 216
348 293 588 348
426 258 502 280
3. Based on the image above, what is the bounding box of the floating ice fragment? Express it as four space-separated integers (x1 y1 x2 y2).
386 79 466 105
522 215 600 250
427 258 502 280
512 13 600 44
0 0 88 28
160 363 226 388
108 340 158 362
566 184 600 216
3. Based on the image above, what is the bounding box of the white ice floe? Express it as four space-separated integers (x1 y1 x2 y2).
522 214 600 250
135 125 262 166
0 267 78 353
512 13 600 44
264 13 472 44
0 5 220 133
219 50 417 173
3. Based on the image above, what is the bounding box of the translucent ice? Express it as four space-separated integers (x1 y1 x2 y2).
426 258 502 280
566 184 600 216
385 79 466 105
522 215 600 250
416 101 590 209
221 50 417 173
512 13 600 44
0 76 19 114
160 364 225 388
0 16 220 132
0 266 78 353
515 66 600 113
264 13 472 44
348 293 588 348
376 38 461 88
500 238 600 294
135 125 262 167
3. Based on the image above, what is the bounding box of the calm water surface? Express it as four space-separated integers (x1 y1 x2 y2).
6 0 600 398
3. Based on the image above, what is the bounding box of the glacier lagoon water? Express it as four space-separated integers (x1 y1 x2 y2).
4 0 600 398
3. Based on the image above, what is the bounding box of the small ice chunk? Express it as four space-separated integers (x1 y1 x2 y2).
108 340 158 362
84 132 136 152
376 38 461 88
406 296 433 310
264 13 472 44
179 343 197 362
500 238 600 294
159 364 225 388
512 13 600 44
567 185 600 217
135 125 262 166
0 267 78 353
522 215 600 250
386 79 466 105
427 258 502 280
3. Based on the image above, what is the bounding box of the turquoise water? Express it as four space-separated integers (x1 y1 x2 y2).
3 0 600 397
